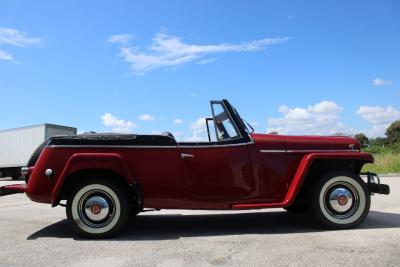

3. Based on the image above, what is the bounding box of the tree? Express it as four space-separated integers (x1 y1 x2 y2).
371 137 387 147
386 120 400 144
354 133 369 148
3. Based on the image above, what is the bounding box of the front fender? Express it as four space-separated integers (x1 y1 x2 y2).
285 152 373 205
51 153 134 206
232 152 373 209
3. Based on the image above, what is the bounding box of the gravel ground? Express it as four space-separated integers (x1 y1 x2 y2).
0 177 399 267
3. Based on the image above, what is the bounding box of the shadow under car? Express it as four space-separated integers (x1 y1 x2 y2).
27 210 400 241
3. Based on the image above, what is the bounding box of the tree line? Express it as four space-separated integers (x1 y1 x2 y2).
355 120 400 148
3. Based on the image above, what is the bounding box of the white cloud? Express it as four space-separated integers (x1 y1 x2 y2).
356 106 400 137
109 31 290 75
138 114 155 121
373 78 393 86
0 27 42 62
0 49 13 61
186 117 208 141
267 101 353 135
173 118 183 124
101 112 135 133
278 105 290 114
197 58 216 64
0 27 42 47
108 34 135 45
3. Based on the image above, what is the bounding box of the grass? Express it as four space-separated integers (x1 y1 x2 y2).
361 144 400 174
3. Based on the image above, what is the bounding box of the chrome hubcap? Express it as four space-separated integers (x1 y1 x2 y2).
324 182 359 219
84 196 110 222
328 187 353 213
78 190 115 228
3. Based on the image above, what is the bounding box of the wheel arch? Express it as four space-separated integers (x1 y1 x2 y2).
289 154 373 206
51 153 141 207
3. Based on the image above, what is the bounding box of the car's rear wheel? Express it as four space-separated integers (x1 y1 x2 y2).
66 179 130 238
310 171 370 229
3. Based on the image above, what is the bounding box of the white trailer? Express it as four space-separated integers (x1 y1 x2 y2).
0 124 76 179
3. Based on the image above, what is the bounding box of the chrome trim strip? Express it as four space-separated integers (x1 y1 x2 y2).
259 149 360 154
286 149 359 153
260 150 286 153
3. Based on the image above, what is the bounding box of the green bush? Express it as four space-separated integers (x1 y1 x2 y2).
362 143 400 173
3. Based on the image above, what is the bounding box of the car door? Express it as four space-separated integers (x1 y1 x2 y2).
178 101 256 209
178 144 254 208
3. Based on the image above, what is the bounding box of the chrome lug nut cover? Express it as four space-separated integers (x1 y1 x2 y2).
329 187 353 213
84 196 110 222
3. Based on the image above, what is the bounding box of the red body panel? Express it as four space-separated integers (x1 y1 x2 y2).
232 152 373 209
23 133 373 210
0 183 26 195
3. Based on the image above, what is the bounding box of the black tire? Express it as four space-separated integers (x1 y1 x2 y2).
131 208 142 217
284 202 309 213
27 140 48 167
310 171 370 229
66 179 130 238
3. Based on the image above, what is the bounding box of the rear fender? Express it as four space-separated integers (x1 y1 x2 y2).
51 153 134 206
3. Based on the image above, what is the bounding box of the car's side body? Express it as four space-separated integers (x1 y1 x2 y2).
23 101 374 210
25 133 374 210
0 99 390 238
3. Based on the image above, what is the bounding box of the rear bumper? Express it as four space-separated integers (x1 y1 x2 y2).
367 183 390 195
361 172 390 195
0 184 27 196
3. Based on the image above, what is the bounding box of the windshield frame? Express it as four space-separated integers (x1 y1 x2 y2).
210 100 242 142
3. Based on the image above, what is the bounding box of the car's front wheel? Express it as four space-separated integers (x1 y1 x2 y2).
310 171 370 229
66 179 130 238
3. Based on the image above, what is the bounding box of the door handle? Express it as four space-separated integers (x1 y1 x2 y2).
181 153 195 159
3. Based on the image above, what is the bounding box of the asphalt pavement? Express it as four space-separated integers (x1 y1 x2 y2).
0 177 399 267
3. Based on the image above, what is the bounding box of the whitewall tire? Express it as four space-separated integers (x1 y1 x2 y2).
66 179 130 238
310 171 370 229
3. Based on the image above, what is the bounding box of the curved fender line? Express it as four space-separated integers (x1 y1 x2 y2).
51 153 134 206
232 152 374 209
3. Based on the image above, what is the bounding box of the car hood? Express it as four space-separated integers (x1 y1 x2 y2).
251 133 360 152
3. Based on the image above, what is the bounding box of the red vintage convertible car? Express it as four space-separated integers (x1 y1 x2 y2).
0 99 390 238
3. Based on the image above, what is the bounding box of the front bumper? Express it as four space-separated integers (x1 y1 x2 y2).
0 184 27 196
361 172 390 195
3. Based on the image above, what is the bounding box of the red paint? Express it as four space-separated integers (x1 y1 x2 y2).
0 183 26 194
232 151 373 209
14 132 374 210
51 152 134 205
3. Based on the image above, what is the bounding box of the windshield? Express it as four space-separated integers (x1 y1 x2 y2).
211 102 240 140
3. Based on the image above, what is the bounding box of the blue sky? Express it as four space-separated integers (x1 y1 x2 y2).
0 0 399 140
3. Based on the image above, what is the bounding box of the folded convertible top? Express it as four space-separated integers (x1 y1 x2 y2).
47 133 176 146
